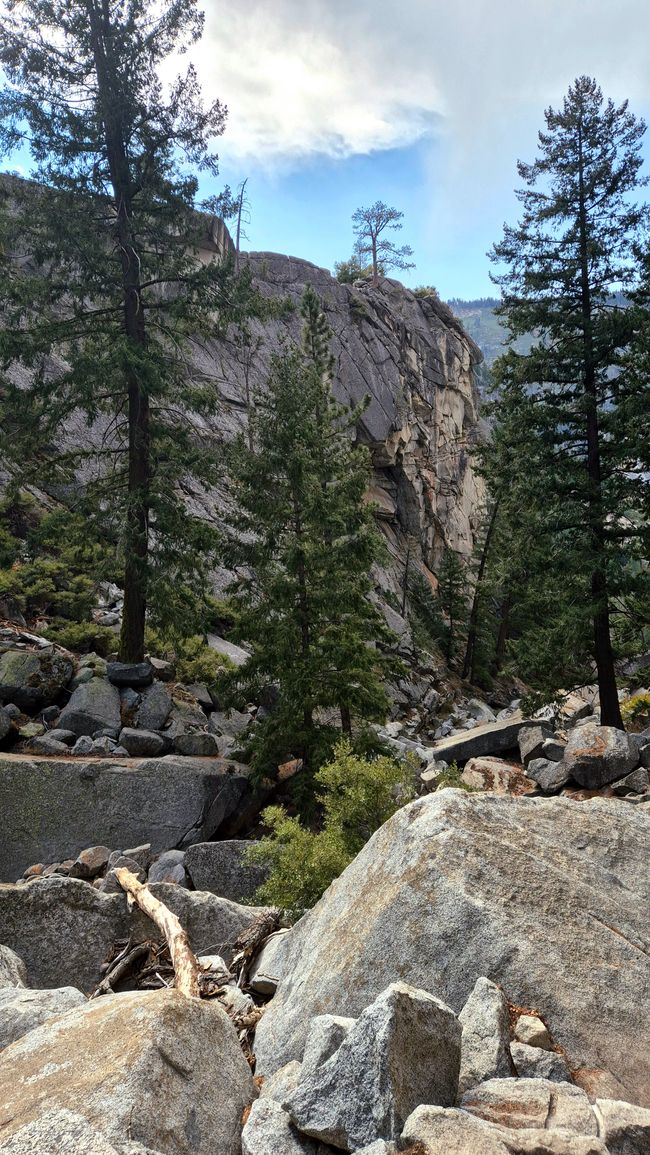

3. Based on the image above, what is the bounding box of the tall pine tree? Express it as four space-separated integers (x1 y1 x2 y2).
489 76 650 726
222 287 393 773
0 0 254 660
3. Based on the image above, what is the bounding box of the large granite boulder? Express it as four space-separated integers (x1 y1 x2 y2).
429 716 525 766
0 648 73 712
58 677 121 737
563 723 638 788
0 988 255 1154
0 943 27 988
0 754 250 879
0 985 86 1050
458 977 513 1094
0 876 268 989
253 791 650 1107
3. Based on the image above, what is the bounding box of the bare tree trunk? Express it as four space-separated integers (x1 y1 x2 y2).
114 868 200 998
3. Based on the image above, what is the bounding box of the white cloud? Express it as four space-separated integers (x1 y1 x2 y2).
193 0 650 168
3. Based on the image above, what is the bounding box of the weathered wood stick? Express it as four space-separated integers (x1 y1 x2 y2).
113 867 200 998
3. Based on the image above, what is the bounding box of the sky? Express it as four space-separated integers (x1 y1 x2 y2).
186 0 650 299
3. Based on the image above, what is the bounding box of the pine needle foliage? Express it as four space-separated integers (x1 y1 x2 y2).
221 287 395 776
0 0 258 660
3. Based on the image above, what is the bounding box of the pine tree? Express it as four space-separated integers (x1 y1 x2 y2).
489 76 650 726
435 546 470 667
222 288 393 773
0 0 254 661
351 202 415 286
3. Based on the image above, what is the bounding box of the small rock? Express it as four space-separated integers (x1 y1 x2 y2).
219 986 256 1017
59 679 121 738
41 705 60 724
541 737 566 761
283 983 461 1150
0 649 73 713
72 735 95 756
461 757 535 795
24 736 71 755
510 1042 572 1083
0 705 12 742
402 1104 510 1155
69 846 111 881
514 1014 553 1050
260 1061 303 1104
183 683 214 712
106 661 153 688
136 681 172 730
22 864 44 879
208 708 251 738
121 843 152 872
99 857 146 893
46 728 77 745
242 1097 322 1155
18 722 45 739
184 840 269 903
91 735 118 756
147 849 189 886
458 977 512 1094
420 761 448 790
3 703 21 720
149 656 174 681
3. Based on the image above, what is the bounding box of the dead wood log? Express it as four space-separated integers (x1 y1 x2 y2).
91 941 151 999
113 867 200 998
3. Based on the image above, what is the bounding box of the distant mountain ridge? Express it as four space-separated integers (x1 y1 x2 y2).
446 297 534 368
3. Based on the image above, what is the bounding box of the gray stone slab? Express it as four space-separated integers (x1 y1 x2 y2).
428 714 526 765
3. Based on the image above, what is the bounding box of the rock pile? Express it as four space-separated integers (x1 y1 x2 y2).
0 627 256 762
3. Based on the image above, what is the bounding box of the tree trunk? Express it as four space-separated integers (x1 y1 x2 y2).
292 491 314 739
492 592 512 676
114 868 200 998
462 501 499 681
371 236 379 286
340 703 352 736
576 118 623 728
88 0 150 664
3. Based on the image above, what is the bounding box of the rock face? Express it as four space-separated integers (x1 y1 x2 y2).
254 791 650 1108
0 988 255 1154
283 983 461 1150
0 876 268 989
0 648 73 712
0 754 249 880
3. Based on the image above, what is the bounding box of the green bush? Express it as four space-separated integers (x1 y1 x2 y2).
0 558 96 621
621 691 650 731
246 740 417 914
43 618 116 655
145 628 233 688
432 760 478 792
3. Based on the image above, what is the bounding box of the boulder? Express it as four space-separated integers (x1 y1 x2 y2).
0 648 73 713
563 723 638 789
58 678 121 737
118 727 168 757
174 731 220 757
185 840 269 902
510 1042 572 1083
401 1104 608 1155
0 944 27 988
207 633 250 668
458 976 513 1094
24 735 71 755
428 715 526 766
518 726 554 767
525 759 571 793
248 929 292 996
208 708 252 738
0 875 269 988
300 1014 356 1080
260 1061 303 1104
0 753 250 880
461 757 535 795
0 1109 126 1154
593 1098 650 1155
460 1078 597 1134
68 845 111 881
611 767 649 796
0 988 254 1154
253 791 650 1108
0 985 86 1050
0 705 12 742
242 1098 326 1155
106 661 153 688
541 738 566 762
283 983 461 1150
136 682 172 730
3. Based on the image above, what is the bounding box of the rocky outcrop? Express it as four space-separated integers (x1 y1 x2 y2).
253 790 650 1107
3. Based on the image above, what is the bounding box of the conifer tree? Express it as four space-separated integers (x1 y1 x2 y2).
222 288 393 772
351 202 414 286
489 76 650 726
435 546 470 667
0 0 254 661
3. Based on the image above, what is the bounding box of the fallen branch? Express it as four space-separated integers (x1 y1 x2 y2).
91 941 150 999
113 867 200 998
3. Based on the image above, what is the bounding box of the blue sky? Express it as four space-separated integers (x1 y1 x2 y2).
6 0 650 299
191 0 650 299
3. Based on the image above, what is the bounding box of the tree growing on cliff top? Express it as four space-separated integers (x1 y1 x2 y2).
488 76 650 726
0 0 255 661
221 287 395 776
351 201 415 286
